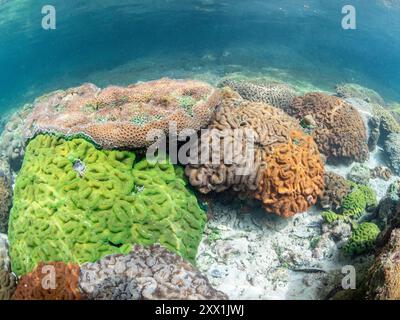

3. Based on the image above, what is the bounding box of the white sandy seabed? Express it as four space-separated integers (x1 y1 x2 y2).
195 146 398 300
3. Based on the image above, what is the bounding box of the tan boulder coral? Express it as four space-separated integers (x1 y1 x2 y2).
0 234 16 300
335 83 385 105
185 89 324 217
24 78 221 149
219 78 297 112
289 93 369 163
79 244 228 300
366 228 400 300
318 172 351 210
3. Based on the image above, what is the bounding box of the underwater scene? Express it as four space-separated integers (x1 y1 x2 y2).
0 0 400 301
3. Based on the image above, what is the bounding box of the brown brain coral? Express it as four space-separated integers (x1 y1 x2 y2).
318 172 351 210
254 130 324 217
12 262 81 300
185 89 324 217
289 93 369 163
79 244 228 300
24 78 221 149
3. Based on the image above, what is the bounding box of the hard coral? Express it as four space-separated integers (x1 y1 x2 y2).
289 93 369 163
12 262 81 300
24 78 221 149
384 133 400 175
366 228 400 300
318 172 351 210
79 244 228 300
185 89 324 217
254 130 324 217
8 134 206 276
0 234 16 300
335 83 385 105
219 78 297 112
344 222 380 256
0 172 12 233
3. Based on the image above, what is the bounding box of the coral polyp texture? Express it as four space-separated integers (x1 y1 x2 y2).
0 171 12 233
344 222 380 256
12 262 81 300
219 78 297 112
289 93 369 163
0 234 16 300
8 134 206 276
23 78 221 149
79 244 228 300
366 228 400 300
318 172 351 210
185 90 324 217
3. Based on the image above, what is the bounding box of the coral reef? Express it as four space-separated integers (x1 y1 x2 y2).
0 166 12 233
185 89 324 217
8 134 206 276
12 262 81 300
344 222 380 256
318 172 351 210
0 234 16 300
335 83 385 105
341 184 377 218
218 78 297 112
384 133 400 175
370 166 392 181
79 244 228 300
372 104 400 142
366 228 400 300
24 79 221 149
289 93 369 163
347 163 371 185
0 104 33 171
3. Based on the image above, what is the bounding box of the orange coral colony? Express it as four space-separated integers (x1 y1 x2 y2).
12 262 81 300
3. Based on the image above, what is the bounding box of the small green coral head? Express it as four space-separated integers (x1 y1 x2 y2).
344 222 380 256
8 134 206 276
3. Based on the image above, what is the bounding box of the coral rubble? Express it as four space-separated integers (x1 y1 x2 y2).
289 93 369 163
24 79 221 149
8 134 206 276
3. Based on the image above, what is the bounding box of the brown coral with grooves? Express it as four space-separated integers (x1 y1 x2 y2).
254 130 324 217
289 93 369 163
370 166 393 181
318 172 351 210
186 89 325 217
366 228 400 300
12 262 81 300
24 78 221 149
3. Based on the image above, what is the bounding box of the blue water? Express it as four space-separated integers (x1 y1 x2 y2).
0 0 399 113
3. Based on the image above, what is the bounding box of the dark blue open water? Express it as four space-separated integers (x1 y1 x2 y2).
0 0 399 113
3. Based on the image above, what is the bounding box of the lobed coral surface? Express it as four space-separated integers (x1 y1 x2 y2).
8 134 206 276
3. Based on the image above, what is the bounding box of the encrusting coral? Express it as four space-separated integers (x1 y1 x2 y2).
8 134 206 276
288 93 369 163
0 234 16 300
347 163 371 185
366 228 400 300
185 89 324 218
79 244 228 300
12 262 81 300
335 83 385 105
23 78 221 149
318 172 351 210
343 222 380 256
219 78 297 112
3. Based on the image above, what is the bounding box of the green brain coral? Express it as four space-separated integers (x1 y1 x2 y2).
344 222 380 256
8 134 206 276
